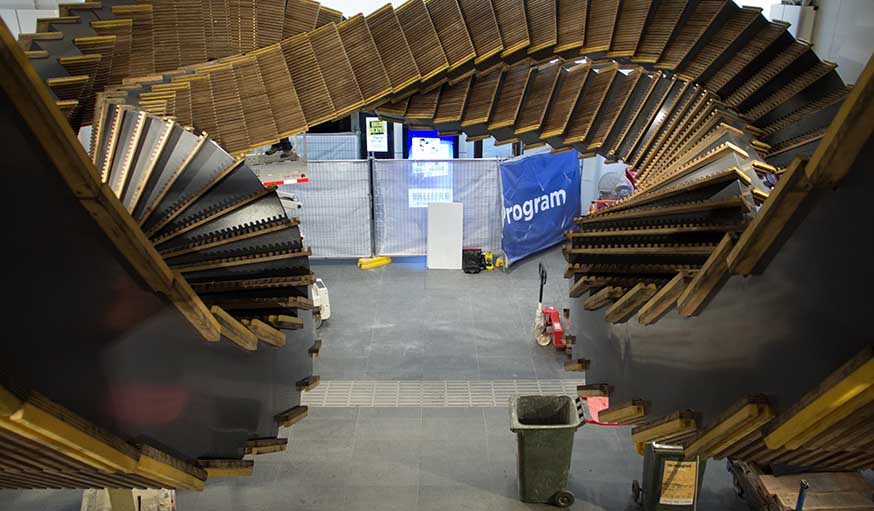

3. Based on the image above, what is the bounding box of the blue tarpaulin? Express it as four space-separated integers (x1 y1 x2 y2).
500 150 581 264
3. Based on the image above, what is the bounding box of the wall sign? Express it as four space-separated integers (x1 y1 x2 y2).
366 117 388 153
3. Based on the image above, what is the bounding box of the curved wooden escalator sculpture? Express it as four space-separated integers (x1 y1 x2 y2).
4 0 874 487
1 21 315 489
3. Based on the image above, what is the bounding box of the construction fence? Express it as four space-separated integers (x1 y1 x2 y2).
279 158 503 258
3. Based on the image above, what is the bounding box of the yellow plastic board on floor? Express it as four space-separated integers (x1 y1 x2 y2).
358 256 392 269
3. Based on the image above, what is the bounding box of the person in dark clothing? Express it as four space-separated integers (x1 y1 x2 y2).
266 137 294 158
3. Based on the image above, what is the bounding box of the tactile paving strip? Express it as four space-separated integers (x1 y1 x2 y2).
302 379 585 407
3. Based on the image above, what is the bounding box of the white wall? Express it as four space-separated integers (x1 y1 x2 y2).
316 0 386 16
811 0 874 83
0 0 71 37
0 0 74 7
580 155 627 214
733 0 781 16
733 1 874 84
480 137 514 159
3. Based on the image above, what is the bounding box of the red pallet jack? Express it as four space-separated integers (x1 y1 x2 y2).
533 264 569 349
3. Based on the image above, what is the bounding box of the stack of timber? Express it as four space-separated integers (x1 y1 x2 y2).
90 102 314 342
599 343 874 472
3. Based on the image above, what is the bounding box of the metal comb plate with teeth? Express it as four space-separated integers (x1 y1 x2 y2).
158 216 297 258
179 248 312 281
166 227 304 266
132 126 199 223
149 169 271 242
155 193 288 249
141 140 235 233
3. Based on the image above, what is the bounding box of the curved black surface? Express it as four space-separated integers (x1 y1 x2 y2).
572 136 874 424
1 83 313 462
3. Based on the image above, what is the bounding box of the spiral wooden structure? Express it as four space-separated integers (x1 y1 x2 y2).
3 0 874 490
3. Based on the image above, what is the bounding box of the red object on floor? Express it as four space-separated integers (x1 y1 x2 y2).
586 397 611 423
542 306 566 348
579 396 627 426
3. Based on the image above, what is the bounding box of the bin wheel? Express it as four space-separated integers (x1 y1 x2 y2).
552 490 574 508
632 480 642 504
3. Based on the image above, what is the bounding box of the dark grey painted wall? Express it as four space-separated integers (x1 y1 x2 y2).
572 137 874 424
1 92 313 462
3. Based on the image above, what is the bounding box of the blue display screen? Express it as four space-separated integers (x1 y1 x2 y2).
405 130 455 208
406 130 456 160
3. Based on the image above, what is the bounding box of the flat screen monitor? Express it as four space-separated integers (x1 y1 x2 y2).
406 129 456 160
404 130 457 208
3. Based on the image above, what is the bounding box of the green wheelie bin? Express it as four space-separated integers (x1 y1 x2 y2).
510 395 583 507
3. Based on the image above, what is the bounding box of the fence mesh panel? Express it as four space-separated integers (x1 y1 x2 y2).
289 133 360 161
372 159 502 256
280 160 372 258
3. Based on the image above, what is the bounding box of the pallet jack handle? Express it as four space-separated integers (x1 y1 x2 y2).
538 263 547 303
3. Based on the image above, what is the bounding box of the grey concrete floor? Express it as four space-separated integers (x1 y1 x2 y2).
312 247 577 382
0 247 749 510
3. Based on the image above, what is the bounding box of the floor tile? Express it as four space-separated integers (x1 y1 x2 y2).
418 485 494 511
345 456 420 487
312 247 571 382
315 356 368 380
289 418 356 454
356 417 423 438
343 485 418 511
0 490 82 511
269 482 345 509
478 356 536 380
419 455 493 488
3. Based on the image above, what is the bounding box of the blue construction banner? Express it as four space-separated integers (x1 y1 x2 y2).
500 150 581 264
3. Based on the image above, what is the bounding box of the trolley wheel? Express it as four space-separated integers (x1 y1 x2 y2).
632 480 642 504
552 490 574 508
314 316 323 329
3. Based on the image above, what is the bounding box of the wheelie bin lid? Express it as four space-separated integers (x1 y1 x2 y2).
510 395 583 432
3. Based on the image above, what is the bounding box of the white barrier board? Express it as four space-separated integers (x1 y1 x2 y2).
427 202 463 270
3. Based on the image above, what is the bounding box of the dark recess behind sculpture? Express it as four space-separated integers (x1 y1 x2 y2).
0 92 312 462
573 136 874 424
